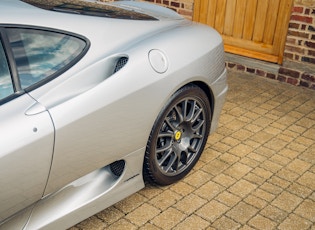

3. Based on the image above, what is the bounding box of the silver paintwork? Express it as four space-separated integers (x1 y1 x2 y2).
0 0 228 229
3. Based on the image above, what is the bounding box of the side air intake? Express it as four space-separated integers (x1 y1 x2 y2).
109 160 125 177
114 57 128 73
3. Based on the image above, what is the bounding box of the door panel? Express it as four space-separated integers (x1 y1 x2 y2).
194 0 293 63
0 95 54 221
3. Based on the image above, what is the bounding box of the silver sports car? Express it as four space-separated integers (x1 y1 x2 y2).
0 0 227 229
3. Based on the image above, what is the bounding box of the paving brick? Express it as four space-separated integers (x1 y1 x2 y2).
76 216 107 230
228 179 257 198
268 176 291 189
278 214 312 230
195 181 224 200
212 173 236 188
269 154 291 166
201 159 229 176
224 162 252 180
173 194 207 215
149 190 181 211
260 160 283 173
215 191 241 207
297 171 315 190
219 152 240 165
173 214 210 230
285 158 312 174
245 195 268 210
276 168 300 181
251 167 273 180
240 157 260 168
184 170 211 188
271 191 303 212
96 206 124 225
260 182 283 195
212 216 241 230
287 183 313 199
196 200 229 222
125 203 160 226
228 144 254 157
243 172 266 185
260 205 288 223
226 202 259 224
170 181 195 196
248 214 277 230
294 199 315 222
138 223 160 230
114 193 147 214
107 219 137 230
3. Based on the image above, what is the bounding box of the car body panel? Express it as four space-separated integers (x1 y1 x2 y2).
0 0 228 229
0 93 54 221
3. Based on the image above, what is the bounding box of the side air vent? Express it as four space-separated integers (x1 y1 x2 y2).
109 160 125 177
114 57 128 73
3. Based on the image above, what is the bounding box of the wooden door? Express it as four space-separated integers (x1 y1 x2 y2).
193 0 293 64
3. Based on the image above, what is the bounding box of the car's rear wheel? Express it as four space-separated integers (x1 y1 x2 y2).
143 85 211 185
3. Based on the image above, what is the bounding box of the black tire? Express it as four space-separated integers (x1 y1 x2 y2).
143 85 211 185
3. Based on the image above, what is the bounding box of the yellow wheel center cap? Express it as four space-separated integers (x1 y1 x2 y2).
174 130 182 141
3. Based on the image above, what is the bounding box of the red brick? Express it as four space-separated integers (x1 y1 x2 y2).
305 8 310 15
279 67 300 78
237 64 245 71
256 69 266 77
308 50 315 57
302 56 315 64
246 67 255 74
288 30 309 39
291 15 313 23
266 73 276 79
284 52 294 60
171 1 180 8
300 80 310 87
287 77 299 85
277 75 287 82
305 41 315 49
289 23 300 29
228 63 236 69
292 6 304 13
286 37 296 45
302 73 315 82
285 45 304 54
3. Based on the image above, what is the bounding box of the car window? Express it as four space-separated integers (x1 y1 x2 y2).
0 41 14 100
6 28 86 89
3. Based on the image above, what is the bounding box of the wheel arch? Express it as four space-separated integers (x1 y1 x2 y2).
183 81 215 121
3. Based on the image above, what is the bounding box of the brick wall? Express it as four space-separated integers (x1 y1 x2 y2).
279 0 315 89
144 0 194 19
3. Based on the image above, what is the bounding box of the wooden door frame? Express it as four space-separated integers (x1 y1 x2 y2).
193 0 293 64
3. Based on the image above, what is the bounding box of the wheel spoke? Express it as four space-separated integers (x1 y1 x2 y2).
165 118 177 132
157 131 173 139
158 148 173 166
164 154 177 172
174 105 184 124
192 119 205 132
191 107 202 123
185 100 196 122
156 140 172 154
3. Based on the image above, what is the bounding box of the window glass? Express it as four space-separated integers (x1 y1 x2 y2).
0 41 14 100
7 28 86 89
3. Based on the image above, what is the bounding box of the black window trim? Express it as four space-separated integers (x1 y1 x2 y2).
0 24 90 105
0 28 24 105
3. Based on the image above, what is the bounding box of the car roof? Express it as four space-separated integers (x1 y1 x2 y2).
20 0 158 20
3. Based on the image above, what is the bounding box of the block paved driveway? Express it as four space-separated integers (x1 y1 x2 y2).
71 71 315 230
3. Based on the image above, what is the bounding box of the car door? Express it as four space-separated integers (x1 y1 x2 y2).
0 30 54 225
